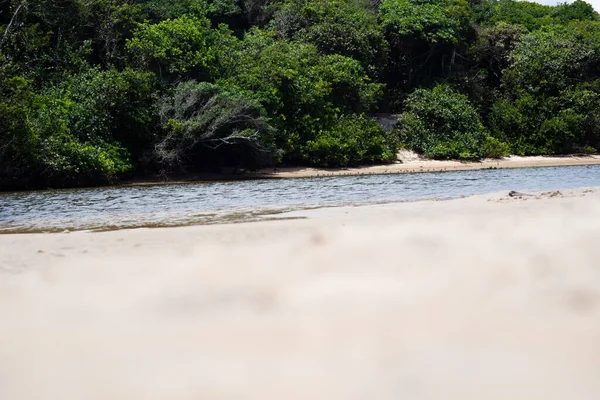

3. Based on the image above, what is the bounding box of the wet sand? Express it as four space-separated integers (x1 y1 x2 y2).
1 188 599 399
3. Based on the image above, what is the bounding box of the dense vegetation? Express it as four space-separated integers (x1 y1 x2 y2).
1 0 599 189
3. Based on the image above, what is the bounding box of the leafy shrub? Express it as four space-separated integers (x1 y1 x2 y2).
490 23 600 155
23 93 133 187
220 31 384 162
0 77 39 187
63 68 158 160
302 115 398 167
397 84 500 160
0 69 158 188
481 136 510 158
489 86 600 155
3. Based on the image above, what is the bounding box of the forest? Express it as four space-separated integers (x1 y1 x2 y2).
1 0 599 189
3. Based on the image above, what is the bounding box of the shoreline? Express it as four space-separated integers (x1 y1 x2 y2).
3 187 598 236
1 187 599 398
253 154 600 179
4 154 598 191
123 154 600 187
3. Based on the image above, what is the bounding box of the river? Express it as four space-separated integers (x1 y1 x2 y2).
1 165 599 233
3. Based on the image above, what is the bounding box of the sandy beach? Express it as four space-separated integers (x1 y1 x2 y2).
1 188 600 399
124 152 600 186
255 152 600 179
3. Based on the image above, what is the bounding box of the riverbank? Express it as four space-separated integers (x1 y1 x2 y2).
123 152 600 186
1 188 599 399
254 152 600 179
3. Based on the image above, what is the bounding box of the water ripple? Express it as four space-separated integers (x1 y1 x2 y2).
1 165 599 233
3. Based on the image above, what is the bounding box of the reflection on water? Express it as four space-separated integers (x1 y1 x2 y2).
1 165 599 233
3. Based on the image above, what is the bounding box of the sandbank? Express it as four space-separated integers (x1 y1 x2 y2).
1 188 600 399
125 152 600 186
254 152 600 179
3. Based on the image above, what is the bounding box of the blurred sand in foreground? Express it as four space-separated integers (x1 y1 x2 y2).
1 188 599 400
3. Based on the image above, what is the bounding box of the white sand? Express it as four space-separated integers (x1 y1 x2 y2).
252 152 600 179
125 152 600 186
1 188 600 399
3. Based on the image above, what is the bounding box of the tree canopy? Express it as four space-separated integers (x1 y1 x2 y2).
1 0 600 189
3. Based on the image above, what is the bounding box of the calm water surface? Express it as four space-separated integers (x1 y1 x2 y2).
1 165 599 233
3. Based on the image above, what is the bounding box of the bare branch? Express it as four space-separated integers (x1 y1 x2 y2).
154 81 276 170
2 3 24 46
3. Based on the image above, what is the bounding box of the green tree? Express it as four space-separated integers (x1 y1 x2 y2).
127 14 237 80
302 114 398 167
272 0 387 76
380 0 472 91
62 68 158 162
503 26 593 95
220 29 384 164
470 22 525 86
381 0 469 43
0 76 38 187
397 84 505 159
0 68 157 188
4 0 600 190
553 0 598 23
473 0 557 31
488 21 600 155
490 86 600 155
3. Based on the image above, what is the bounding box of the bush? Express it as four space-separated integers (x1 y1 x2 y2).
489 86 600 155
0 77 39 188
220 31 384 162
481 136 510 158
29 88 136 186
155 81 277 170
0 69 157 188
302 115 398 167
397 84 499 160
64 68 158 161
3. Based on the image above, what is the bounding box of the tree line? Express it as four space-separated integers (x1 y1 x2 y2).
1 0 599 189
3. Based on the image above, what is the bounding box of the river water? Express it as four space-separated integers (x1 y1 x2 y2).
1 165 599 233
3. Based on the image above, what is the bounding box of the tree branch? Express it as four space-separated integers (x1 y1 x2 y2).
2 3 23 46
